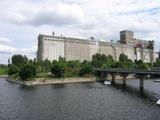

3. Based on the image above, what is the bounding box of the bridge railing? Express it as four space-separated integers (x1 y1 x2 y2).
94 68 160 75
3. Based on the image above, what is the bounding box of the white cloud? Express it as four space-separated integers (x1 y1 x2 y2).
0 37 12 45
0 44 16 54
0 0 160 63
0 37 37 60
2 1 85 26
0 44 37 55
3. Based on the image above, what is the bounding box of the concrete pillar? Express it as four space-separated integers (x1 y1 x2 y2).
101 73 104 80
122 75 127 86
111 74 115 85
106 74 108 80
139 76 144 91
101 73 107 80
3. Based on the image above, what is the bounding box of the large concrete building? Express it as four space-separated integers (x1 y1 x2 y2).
37 30 155 63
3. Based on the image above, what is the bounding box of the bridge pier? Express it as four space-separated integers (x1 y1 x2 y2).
139 76 144 91
95 68 160 94
96 72 108 81
111 74 115 85
122 75 127 86
101 72 107 81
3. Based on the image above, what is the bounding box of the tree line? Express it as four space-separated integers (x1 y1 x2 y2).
6 53 160 81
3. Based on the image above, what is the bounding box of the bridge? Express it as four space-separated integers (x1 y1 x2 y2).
95 68 160 91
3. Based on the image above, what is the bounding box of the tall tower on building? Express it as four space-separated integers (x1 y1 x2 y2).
120 30 134 45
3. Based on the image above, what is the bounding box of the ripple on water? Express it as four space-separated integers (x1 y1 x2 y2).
0 78 160 120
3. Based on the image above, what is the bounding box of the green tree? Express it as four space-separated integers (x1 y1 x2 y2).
92 54 114 68
43 59 52 72
120 60 134 69
114 54 135 69
108 55 114 66
80 61 93 77
51 62 65 78
0 64 8 75
12 55 28 67
19 64 36 81
92 53 103 68
135 60 149 70
154 58 160 67
8 64 20 77
119 53 128 62
65 60 80 77
59 56 66 63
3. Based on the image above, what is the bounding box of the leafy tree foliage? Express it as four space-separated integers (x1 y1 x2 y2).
119 53 128 62
135 60 149 70
65 60 80 77
0 64 8 75
92 53 101 68
51 62 65 78
7 53 158 80
92 53 114 68
43 59 52 72
113 53 135 69
108 55 114 65
35 60 44 73
12 55 28 68
58 56 66 63
80 61 93 77
154 58 160 67
8 64 19 76
19 64 36 80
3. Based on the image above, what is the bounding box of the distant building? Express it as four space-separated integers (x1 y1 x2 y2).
37 30 155 63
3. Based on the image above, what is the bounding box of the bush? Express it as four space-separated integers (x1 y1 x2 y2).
92 53 114 68
51 63 65 78
8 64 19 76
136 60 149 70
19 64 36 81
80 63 93 77
65 60 80 77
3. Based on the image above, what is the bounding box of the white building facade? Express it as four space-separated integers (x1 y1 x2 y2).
37 30 155 63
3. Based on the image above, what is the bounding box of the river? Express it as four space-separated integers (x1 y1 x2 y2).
0 78 160 120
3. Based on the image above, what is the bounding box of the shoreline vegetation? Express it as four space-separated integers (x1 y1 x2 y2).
0 65 8 75
0 53 160 86
6 75 135 86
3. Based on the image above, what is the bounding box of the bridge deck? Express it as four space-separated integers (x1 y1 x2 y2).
95 68 160 75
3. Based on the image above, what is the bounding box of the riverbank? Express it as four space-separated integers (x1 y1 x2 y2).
0 75 8 78
7 77 96 86
6 74 137 86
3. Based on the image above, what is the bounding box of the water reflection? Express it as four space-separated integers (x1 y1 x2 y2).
19 85 37 90
52 84 66 89
111 82 157 102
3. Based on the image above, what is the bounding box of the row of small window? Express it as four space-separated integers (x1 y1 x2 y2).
45 38 63 41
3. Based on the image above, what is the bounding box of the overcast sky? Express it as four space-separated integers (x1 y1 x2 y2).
0 0 160 64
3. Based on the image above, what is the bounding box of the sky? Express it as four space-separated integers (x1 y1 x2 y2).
0 0 160 64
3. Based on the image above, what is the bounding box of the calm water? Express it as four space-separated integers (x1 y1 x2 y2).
0 78 160 120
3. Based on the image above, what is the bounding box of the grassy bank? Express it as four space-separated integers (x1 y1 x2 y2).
0 68 8 75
